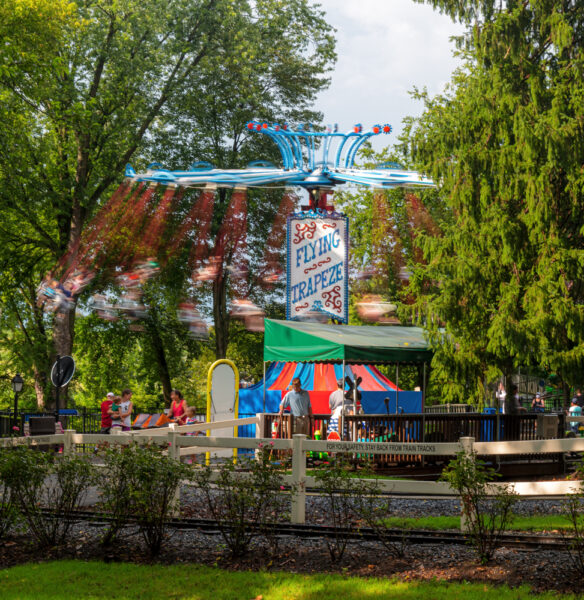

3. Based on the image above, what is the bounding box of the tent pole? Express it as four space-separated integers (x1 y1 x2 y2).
263 362 266 413
341 360 346 440
422 362 427 412
395 362 399 414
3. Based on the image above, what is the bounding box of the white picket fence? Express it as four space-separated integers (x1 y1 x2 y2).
2 415 584 527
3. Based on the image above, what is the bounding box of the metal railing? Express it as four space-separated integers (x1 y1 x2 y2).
262 412 567 466
424 404 473 414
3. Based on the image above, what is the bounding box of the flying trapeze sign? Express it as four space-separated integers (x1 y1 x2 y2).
125 122 435 190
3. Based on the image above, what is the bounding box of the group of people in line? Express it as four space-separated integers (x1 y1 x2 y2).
99 388 200 434
496 382 584 435
495 382 545 414
278 377 354 438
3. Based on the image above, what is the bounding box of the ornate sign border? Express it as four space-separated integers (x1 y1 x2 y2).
286 209 349 323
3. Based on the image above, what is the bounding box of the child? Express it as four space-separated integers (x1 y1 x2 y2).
184 406 199 428
110 396 122 430
328 404 342 434
183 406 201 464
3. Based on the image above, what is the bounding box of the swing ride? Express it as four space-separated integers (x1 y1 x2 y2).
36 122 435 333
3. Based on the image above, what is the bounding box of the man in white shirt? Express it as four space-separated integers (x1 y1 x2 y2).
329 378 345 413
495 382 506 413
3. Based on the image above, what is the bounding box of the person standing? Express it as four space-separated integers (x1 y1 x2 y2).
170 389 187 425
119 389 133 432
505 384 525 415
100 392 115 434
531 392 545 413
573 389 584 408
495 382 506 413
569 398 582 435
329 378 345 413
279 377 313 436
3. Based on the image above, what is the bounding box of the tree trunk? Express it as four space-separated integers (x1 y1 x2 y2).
147 319 173 406
48 300 78 410
47 189 84 410
33 367 47 410
213 274 229 359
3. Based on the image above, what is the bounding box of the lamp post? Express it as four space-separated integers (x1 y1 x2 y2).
11 373 23 432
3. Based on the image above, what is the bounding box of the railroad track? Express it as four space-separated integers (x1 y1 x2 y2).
40 509 573 551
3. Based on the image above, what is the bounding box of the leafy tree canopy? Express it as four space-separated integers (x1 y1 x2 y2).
0 0 336 409
405 0 584 403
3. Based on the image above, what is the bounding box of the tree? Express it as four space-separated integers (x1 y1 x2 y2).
0 0 335 408
405 1 584 403
333 148 443 400
146 0 336 360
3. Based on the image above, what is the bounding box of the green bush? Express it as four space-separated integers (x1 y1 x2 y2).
352 478 407 558
312 459 361 562
194 453 286 557
98 442 188 556
98 443 139 547
1 447 94 547
562 459 584 574
440 450 517 564
0 450 21 539
129 444 189 557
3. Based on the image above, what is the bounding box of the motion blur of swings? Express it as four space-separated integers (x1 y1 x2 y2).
354 192 439 324
35 182 304 336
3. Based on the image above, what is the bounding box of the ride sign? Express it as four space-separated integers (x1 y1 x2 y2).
287 210 349 323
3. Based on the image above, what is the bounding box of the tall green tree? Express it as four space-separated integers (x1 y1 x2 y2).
0 0 237 407
405 0 584 402
0 0 335 407
147 0 335 360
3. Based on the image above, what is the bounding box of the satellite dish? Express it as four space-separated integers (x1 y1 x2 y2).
51 356 76 388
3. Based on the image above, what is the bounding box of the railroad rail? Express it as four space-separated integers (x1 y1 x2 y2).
40 509 573 552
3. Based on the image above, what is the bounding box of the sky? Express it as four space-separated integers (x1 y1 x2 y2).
315 0 465 152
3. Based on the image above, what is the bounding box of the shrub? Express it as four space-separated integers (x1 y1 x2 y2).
562 459 584 573
2 447 94 547
312 458 361 562
352 478 407 558
0 450 21 539
129 444 189 557
440 450 517 564
98 442 188 556
194 453 286 557
98 443 140 547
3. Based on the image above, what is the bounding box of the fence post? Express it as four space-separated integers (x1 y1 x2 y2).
256 413 266 440
167 423 181 517
459 435 475 533
64 429 75 456
168 423 179 461
255 413 265 461
291 434 307 524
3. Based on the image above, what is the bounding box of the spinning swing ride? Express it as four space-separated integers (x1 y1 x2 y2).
37 122 435 332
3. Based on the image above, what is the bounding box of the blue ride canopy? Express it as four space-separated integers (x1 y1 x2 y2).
239 361 422 415
125 122 435 190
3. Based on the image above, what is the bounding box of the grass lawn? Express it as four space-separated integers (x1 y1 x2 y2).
0 561 577 600
383 514 575 532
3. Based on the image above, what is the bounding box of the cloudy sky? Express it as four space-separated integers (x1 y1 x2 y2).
315 0 465 151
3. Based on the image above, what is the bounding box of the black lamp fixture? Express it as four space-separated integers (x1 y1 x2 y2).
11 373 23 431
11 373 24 394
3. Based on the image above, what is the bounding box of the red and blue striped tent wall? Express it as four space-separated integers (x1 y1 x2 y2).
238 362 422 414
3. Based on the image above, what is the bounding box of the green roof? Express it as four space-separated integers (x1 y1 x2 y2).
264 319 432 364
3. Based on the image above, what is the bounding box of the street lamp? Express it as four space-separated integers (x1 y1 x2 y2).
11 373 23 432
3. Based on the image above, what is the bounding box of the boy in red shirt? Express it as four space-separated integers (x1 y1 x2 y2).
100 392 115 433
